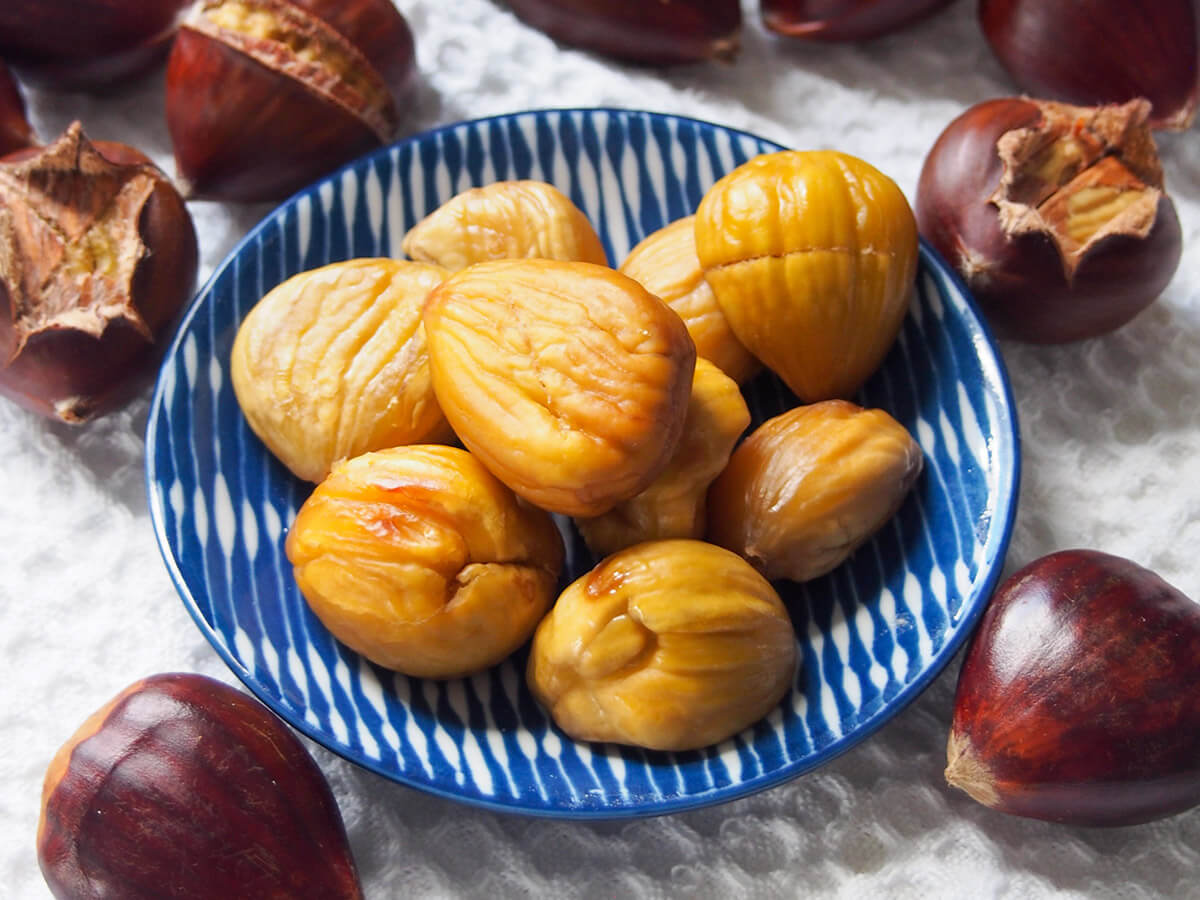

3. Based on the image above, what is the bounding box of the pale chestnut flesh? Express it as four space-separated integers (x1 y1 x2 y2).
619 215 759 385
576 357 749 558
422 259 696 517
286 445 564 679
695 150 918 403
946 549 1200 826
527 539 797 751
708 400 923 582
402 180 609 272
37 673 362 899
231 258 452 483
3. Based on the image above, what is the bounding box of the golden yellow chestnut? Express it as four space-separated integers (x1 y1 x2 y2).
708 400 923 582
286 445 564 679
231 258 452 483
423 259 696 517
528 539 796 751
695 150 918 402
619 216 759 384
401 180 608 271
576 358 749 557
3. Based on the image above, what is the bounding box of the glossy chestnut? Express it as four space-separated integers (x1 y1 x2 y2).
916 97 1182 344
0 62 35 156
763 0 955 41
947 549 1200 826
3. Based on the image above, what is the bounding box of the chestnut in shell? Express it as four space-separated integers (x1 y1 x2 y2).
946 549 1200 827
916 97 1182 344
504 0 742 64
38 673 362 899
0 61 36 157
0 123 198 424
166 0 417 202
0 0 192 92
979 0 1199 131
762 0 955 41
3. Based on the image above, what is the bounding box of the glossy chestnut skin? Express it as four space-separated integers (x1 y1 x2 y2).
38 673 362 899
0 0 191 91
0 62 35 156
916 97 1183 344
0 125 198 423
947 550 1200 827
505 0 742 64
165 0 415 202
979 0 1199 130
763 0 955 41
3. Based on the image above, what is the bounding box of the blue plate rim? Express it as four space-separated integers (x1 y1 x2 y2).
145 106 1021 819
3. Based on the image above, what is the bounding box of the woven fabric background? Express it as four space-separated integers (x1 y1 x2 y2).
3 1 1198 897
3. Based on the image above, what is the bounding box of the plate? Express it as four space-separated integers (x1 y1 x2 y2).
146 107 1020 818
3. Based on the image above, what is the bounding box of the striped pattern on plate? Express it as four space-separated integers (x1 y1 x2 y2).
146 108 1020 818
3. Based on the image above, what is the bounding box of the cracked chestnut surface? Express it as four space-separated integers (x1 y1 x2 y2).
286 445 564 679
423 259 696 517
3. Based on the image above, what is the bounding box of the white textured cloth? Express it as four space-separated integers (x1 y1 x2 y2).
4 1 1199 897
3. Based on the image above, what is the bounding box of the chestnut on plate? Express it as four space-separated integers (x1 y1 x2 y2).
979 0 1199 131
946 549 1200 826
916 97 1182 344
0 123 198 423
0 0 192 91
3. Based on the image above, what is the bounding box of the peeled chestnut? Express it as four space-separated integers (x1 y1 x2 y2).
946 549 1200 827
38 672 362 899
917 97 1182 344
0 0 192 92
762 0 955 41
979 0 1199 131
0 123 198 423
0 62 35 157
166 0 417 202
504 0 742 64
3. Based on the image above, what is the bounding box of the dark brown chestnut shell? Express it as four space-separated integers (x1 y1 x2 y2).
0 61 35 156
504 0 742 64
978 0 1200 131
916 97 1183 344
37 672 363 899
947 549 1200 827
763 0 956 41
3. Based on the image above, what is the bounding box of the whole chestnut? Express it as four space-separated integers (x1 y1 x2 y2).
946 549 1200 827
979 0 1199 131
0 123 198 423
165 0 417 202
503 0 742 64
0 62 35 157
762 0 955 41
38 672 363 898
0 0 192 92
916 97 1182 344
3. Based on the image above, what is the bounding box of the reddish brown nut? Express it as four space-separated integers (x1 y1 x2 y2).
979 0 1199 131
916 97 1182 344
0 62 35 156
762 0 955 41
165 0 417 202
504 0 742 64
0 122 198 423
946 549 1200 827
38 672 363 899
0 0 192 92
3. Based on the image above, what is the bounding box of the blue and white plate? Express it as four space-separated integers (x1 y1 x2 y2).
146 108 1020 818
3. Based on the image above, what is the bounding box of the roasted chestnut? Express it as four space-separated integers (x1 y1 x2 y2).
916 97 1182 344
979 0 1199 131
0 0 192 92
763 0 955 41
946 549 1200 827
0 62 35 156
0 123 198 423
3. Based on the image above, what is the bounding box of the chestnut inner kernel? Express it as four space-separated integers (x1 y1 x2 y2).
990 99 1166 280
188 0 397 140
